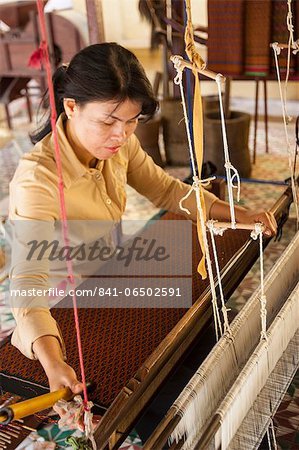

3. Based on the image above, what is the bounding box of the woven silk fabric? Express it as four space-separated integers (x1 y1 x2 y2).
0 213 249 409
207 0 299 76
244 0 272 75
208 0 245 76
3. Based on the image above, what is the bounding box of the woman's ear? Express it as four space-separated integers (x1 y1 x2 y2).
63 98 76 119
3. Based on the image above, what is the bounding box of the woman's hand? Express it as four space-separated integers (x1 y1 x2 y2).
45 360 84 424
46 360 83 395
210 200 277 237
235 209 277 237
32 336 83 422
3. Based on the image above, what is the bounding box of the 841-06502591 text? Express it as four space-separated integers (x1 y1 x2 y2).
10 286 183 298
96 287 181 297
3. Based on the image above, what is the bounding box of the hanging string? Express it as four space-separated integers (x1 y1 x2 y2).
183 0 210 279
250 223 267 341
35 0 91 425
271 43 299 228
271 0 299 228
172 1 225 338
215 75 241 228
266 418 278 450
207 221 231 333
173 63 221 338
270 418 278 450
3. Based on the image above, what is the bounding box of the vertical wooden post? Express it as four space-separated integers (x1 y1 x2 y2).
85 0 105 44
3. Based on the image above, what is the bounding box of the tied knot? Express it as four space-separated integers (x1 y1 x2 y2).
207 220 226 236
221 305 232 334
260 294 268 341
179 175 215 215
172 55 184 85
250 222 264 240
56 396 96 450
224 162 241 202
215 73 223 85
287 11 294 33
293 39 299 55
271 42 281 56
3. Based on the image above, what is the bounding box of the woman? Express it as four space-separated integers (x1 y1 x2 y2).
9 43 276 400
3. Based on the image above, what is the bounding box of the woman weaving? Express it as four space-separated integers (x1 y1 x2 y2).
9 43 277 416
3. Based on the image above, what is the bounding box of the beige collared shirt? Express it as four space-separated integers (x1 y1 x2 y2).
9 114 218 359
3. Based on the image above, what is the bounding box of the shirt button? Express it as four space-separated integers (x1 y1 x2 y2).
106 198 112 205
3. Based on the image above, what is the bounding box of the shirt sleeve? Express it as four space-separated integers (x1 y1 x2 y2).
127 134 219 221
9 166 66 360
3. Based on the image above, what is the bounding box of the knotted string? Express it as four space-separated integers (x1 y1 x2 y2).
172 0 230 339
207 220 231 334
271 46 299 229
215 75 241 227
250 223 267 341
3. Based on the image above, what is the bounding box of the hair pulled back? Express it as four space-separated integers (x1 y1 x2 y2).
32 43 158 143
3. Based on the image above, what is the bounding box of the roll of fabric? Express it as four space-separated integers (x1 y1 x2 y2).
207 0 245 75
244 0 272 76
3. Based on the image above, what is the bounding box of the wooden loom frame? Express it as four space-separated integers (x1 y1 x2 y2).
93 186 294 449
143 221 299 450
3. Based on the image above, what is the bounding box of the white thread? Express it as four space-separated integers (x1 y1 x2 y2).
266 418 278 450
271 43 299 228
287 0 295 48
284 1 294 122
266 426 271 450
207 220 231 333
250 223 267 340
270 418 278 450
215 75 241 228
179 176 216 215
172 58 223 339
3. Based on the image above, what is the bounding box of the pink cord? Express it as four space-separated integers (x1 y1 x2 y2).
36 0 89 406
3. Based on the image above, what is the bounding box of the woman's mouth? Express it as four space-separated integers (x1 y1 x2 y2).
105 146 120 154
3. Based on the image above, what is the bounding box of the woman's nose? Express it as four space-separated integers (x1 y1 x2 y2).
111 123 126 140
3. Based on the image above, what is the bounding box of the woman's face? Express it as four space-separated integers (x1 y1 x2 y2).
64 98 142 160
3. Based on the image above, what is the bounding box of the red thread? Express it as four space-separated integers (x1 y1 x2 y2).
28 48 43 69
35 0 89 407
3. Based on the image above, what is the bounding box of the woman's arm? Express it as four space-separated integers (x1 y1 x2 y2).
9 164 83 398
209 199 277 236
127 135 277 235
33 336 83 392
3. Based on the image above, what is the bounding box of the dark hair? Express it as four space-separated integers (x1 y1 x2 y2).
31 42 159 143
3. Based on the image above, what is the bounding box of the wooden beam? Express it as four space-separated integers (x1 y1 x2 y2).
85 0 105 44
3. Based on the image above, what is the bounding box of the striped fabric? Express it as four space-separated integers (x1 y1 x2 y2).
207 0 245 76
244 0 272 75
207 0 299 77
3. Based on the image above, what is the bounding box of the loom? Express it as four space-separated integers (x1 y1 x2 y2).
0 185 294 449
144 225 299 450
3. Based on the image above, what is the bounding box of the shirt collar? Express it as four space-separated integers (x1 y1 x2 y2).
51 114 90 187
